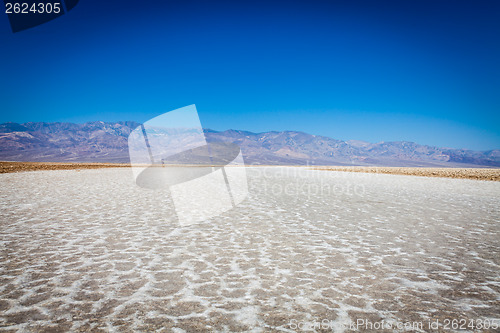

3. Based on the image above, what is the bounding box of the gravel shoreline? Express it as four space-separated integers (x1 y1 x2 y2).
0 161 129 173
312 166 500 181
1 161 499 181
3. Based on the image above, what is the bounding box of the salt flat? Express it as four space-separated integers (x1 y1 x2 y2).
0 168 499 332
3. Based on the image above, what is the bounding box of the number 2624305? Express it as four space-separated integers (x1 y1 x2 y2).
5 2 62 14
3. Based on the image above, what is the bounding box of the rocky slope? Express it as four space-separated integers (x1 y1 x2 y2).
0 121 498 167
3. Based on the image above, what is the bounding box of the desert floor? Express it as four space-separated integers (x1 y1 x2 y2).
0 167 499 332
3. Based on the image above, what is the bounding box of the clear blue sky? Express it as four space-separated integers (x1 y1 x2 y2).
0 0 499 150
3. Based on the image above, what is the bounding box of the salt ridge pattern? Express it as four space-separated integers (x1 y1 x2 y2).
0 168 499 332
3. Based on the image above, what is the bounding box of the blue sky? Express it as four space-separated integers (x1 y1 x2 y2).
0 0 499 150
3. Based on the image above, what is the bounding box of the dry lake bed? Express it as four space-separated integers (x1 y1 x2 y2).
1 167 499 332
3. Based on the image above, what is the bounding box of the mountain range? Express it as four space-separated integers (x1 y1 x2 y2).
1 121 499 167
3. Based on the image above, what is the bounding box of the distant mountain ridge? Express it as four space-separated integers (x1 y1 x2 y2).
0 121 499 167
